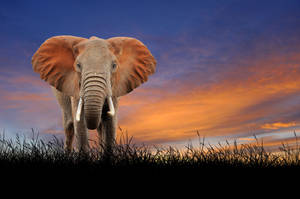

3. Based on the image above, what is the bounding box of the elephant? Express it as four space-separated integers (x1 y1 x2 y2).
32 35 156 152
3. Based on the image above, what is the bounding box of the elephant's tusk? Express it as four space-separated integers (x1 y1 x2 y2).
76 97 83 122
107 96 115 117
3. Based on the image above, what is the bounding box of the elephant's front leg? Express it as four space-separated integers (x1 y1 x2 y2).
97 97 118 153
71 97 89 152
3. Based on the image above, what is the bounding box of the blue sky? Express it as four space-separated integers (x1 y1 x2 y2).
1 0 300 149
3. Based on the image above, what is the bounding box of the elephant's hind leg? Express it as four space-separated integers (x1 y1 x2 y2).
51 87 74 151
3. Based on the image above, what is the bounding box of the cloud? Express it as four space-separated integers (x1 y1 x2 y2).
117 44 300 144
261 122 297 130
0 72 61 134
263 136 300 151
243 130 300 152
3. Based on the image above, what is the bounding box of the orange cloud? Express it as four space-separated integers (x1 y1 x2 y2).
0 73 61 132
261 122 297 130
117 51 300 144
263 136 300 150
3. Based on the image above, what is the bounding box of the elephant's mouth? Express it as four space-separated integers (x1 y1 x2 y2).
75 96 115 122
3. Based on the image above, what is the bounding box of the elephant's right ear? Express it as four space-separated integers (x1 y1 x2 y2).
32 36 87 97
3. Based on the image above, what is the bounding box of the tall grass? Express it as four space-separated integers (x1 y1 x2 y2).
0 131 299 169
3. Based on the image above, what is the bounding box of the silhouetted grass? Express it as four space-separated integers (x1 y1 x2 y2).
0 131 299 170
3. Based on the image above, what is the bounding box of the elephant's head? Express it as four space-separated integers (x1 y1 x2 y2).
32 35 156 129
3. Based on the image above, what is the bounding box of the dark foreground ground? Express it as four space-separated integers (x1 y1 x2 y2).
1 134 300 170
0 134 299 188
0 131 298 198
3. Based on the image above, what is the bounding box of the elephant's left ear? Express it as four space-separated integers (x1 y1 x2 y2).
107 37 156 96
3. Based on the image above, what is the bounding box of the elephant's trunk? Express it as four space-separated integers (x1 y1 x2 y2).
82 73 107 130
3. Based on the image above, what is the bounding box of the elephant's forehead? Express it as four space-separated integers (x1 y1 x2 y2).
85 39 108 49
79 45 112 66
78 41 110 59
85 41 111 56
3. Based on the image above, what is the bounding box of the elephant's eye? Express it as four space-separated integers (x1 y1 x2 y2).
112 62 117 71
76 63 81 70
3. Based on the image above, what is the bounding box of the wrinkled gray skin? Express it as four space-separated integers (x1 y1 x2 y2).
52 38 118 152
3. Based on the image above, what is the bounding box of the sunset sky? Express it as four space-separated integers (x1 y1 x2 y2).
1 0 300 150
